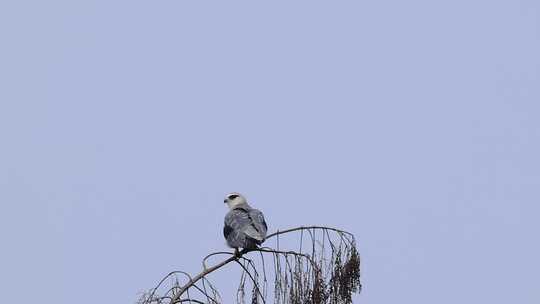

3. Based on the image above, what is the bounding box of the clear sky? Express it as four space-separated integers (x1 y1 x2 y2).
1 1 539 303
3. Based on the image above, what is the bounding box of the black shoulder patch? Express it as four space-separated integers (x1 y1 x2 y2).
223 225 233 239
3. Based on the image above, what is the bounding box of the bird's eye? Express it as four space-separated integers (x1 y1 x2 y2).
228 194 239 199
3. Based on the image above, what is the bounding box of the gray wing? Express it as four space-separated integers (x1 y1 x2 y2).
248 208 268 240
224 209 251 248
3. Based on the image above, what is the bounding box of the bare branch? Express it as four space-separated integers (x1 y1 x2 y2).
139 225 361 304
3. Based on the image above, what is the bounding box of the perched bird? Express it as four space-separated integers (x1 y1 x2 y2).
223 193 268 254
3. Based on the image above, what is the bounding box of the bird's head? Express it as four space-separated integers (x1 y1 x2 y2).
224 192 247 210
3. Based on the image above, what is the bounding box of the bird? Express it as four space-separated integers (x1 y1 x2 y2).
223 192 268 255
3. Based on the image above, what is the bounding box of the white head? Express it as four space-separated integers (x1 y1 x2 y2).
224 192 247 210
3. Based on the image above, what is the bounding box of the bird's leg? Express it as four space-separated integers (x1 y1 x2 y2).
233 248 241 258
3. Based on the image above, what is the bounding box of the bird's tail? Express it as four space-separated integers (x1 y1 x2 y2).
244 237 262 249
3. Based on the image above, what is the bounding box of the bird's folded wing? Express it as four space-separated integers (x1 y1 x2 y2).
248 209 268 240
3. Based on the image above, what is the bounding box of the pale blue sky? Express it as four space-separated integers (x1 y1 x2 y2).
1 1 539 303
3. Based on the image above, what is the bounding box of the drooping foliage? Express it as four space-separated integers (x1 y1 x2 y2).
138 226 361 304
